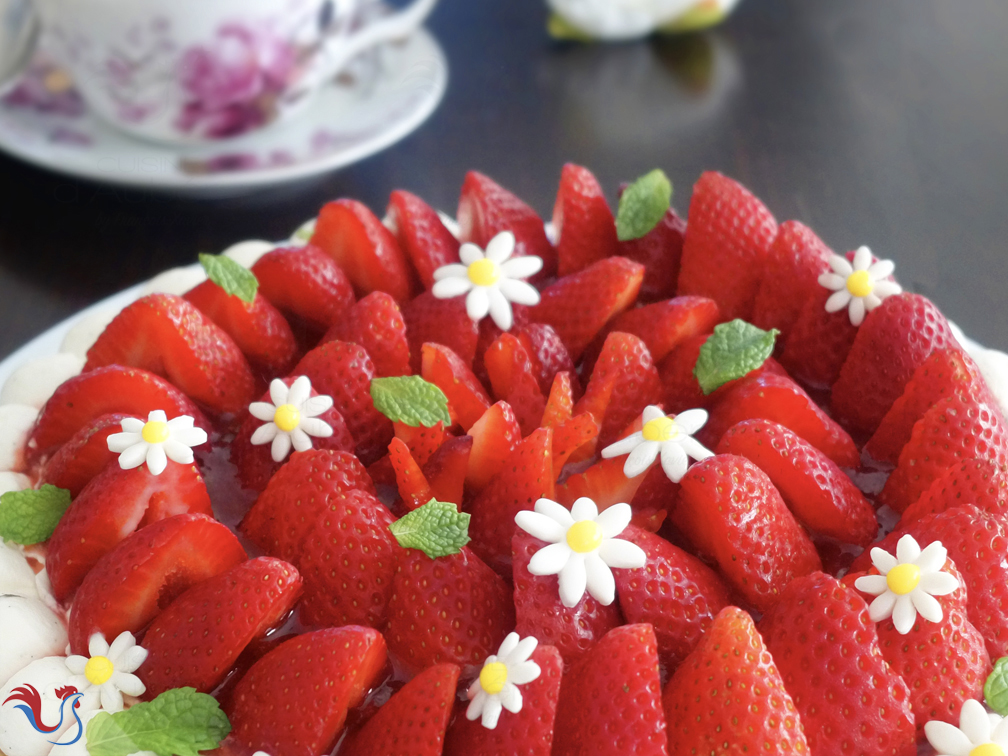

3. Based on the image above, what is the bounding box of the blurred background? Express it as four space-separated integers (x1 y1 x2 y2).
0 0 1005 358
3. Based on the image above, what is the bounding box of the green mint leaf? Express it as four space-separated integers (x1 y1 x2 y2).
86 688 231 756
0 485 71 545
389 499 470 558
986 657 1008 715
615 169 673 241
370 376 451 428
198 253 259 304
693 319 779 395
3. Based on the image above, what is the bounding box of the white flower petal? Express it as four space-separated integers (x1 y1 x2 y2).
528 542 571 576
290 427 314 453
117 442 150 469
854 574 889 596
864 292 883 311
496 632 520 660
558 554 587 608
896 534 921 564
911 590 944 624
100 684 124 713
251 422 279 446
108 431 142 453
175 425 208 448
507 636 538 666
678 436 714 462
584 552 616 605
852 246 873 271
924 719 974 755
271 432 293 463
499 681 523 713
961 698 993 744
466 287 491 321
868 259 895 279
915 541 948 572
302 395 333 417
828 255 854 276
892 594 918 634
466 689 486 718
623 440 660 478
595 503 632 539
65 655 88 674
673 409 709 435
107 631 136 664
118 645 148 673
533 498 576 529
992 715 1008 745
162 439 195 465
459 243 485 266
80 686 101 711
500 256 543 281
112 671 146 697
870 548 898 575
145 444 168 476
825 289 852 313
433 276 474 300
848 296 866 326
598 538 646 569
868 591 898 622
249 402 277 422
287 376 312 407
166 415 195 432
480 697 503 729
570 497 598 522
818 272 847 291
659 442 689 483
299 418 332 438
434 263 470 280
642 406 665 424
919 570 959 596
507 661 541 685
497 278 541 306
269 379 289 408
873 280 903 298
515 510 568 543
485 232 517 263
148 410 168 424
487 287 514 331
121 417 145 433
600 432 645 459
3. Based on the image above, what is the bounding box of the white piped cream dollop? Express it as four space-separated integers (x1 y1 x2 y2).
0 539 39 598
222 240 275 269
0 405 38 472
0 472 30 496
0 596 69 690
59 309 118 359
1 354 85 409
140 266 207 297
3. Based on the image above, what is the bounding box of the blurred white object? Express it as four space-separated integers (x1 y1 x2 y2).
547 0 741 40
0 0 36 91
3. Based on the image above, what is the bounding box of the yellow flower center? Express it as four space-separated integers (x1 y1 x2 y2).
141 421 170 445
566 520 603 554
85 656 114 686
886 563 921 596
971 745 1006 756
467 258 500 287
642 417 677 443
273 404 302 433
846 270 874 298
479 662 508 695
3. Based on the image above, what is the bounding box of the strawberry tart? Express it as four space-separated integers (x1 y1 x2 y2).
0 165 1007 756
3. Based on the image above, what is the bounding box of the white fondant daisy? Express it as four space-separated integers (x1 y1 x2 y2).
600 406 713 483
925 699 1008 755
431 231 542 331
65 631 147 713
465 632 541 730
248 376 334 462
106 410 207 476
853 534 959 635
818 245 902 326
515 497 646 608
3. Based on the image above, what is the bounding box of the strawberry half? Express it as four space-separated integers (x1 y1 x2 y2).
321 291 411 378
616 206 685 303
251 244 356 332
38 412 126 496
423 435 472 507
465 401 521 494
386 189 461 289
778 287 860 388
388 437 432 511
553 163 618 276
420 342 492 431
900 458 1008 523
514 323 575 397
403 292 480 373
484 332 547 436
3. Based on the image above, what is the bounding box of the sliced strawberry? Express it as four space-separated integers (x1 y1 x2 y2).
84 294 256 416
900 458 1008 523
553 163 618 276
657 334 713 414
717 419 877 546
388 437 431 511
420 342 491 431
138 557 303 698
184 280 297 376
386 189 460 289
662 607 810 755
484 332 547 436
393 421 444 467
556 457 646 512
386 546 515 675
228 627 387 756
251 244 356 332
514 323 575 397
629 465 680 533
466 401 521 493
675 455 822 612
541 371 574 428
422 435 472 507
403 292 480 373
551 413 598 473
616 206 685 303
552 624 668 756
320 291 411 378
677 171 778 322
778 286 860 388
39 412 126 496
67 513 246 653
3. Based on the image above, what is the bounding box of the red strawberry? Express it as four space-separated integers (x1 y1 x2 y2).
251 244 356 332
403 292 480 373
552 624 668 756
900 458 1008 523
677 171 778 322
341 663 459 756
47 459 213 601
529 257 644 362
84 294 256 416
484 332 547 436
466 401 521 493
388 437 432 511
310 199 416 302
656 334 713 414
184 279 297 376
616 206 686 303
386 189 461 289
614 526 732 669
514 323 575 397
321 291 411 378
228 627 388 756
393 421 444 467
758 572 917 756
457 170 557 277
551 413 598 473
39 412 126 496
138 557 303 698
716 419 877 546
68 513 246 652
423 435 472 507
386 546 515 675
831 292 959 435
420 342 491 431
553 163 618 276
294 340 393 465
674 455 822 612
541 371 574 428
662 607 810 756
778 287 860 388
556 456 646 512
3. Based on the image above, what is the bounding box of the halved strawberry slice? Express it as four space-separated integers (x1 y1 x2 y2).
484 333 547 436
616 206 686 303
321 291 411 378
551 413 598 473
514 323 575 397
388 437 431 511
67 513 246 653
39 412 125 496
556 457 646 513
553 163 618 276
466 401 521 493
84 294 256 416
421 342 492 431
900 458 1008 523
251 244 356 332
423 435 472 507
403 292 480 372
386 189 460 289
393 421 444 467
541 372 574 428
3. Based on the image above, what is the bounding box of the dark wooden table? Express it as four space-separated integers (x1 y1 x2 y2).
0 0 1005 361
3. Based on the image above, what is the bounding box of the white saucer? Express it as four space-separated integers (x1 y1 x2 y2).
0 28 447 196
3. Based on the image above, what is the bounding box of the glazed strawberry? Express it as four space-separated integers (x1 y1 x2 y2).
296 488 400 629
758 572 917 756
484 332 547 435
388 437 432 511
39 412 126 496
468 427 555 576
294 339 393 465
385 546 515 675
138 557 303 698
311 199 416 302
552 624 668 756
47 459 213 601
84 294 256 416
403 292 480 372
251 244 356 332
465 401 521 493
831 292 959 435
541 371 574 428
184 279 297 376
420 342 492 430
662 607 810 756
674 455 822 612
778 287 860 388
557 456 646 511
616 206 685 302
321 291 411 378
423 435 472 507
228 627 388 756
716 419 877 546
68 513 246 653
900 458 1008 523
550 413 598 472
614 525 732 668
386 189 461 289
457 170 557 277
514 323 575 396
341 663 459 756
553 163 618 276
394 421 445 467
677 171 778 321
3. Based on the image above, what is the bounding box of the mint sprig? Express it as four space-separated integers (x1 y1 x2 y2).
0 485 71 545
199 253 259 304
86 688 230 756
371 376 451 428
389 499 470 559
986 657 1008 715
615 169 673 241
693 319 779 395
